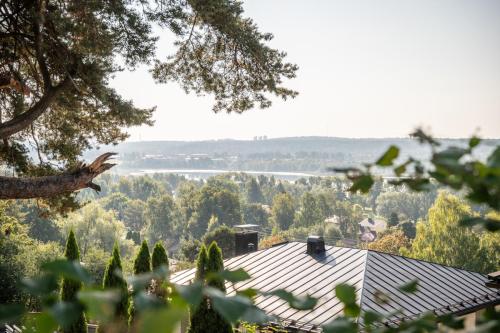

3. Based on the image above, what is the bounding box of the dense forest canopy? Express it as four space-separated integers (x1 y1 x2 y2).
0 0 297 203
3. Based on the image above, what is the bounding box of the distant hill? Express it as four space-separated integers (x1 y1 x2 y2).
84 137 499 176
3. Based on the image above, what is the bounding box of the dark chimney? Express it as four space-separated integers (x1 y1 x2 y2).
307 236 325 255
234 224 259 256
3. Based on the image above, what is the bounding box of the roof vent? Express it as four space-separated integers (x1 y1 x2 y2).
307 236 325 255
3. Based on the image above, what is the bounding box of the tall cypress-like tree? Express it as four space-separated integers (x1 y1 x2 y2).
129 240 152 327
151 242 169 301
103 243 129 322
187 245 209 333
60 230 87 333
151 242 169 270
134 240 152 274
205 242 233 333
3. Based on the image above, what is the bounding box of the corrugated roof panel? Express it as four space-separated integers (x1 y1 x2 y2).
170 242 500 331
362 251 500 324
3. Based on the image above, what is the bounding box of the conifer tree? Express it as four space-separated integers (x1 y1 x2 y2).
129 240 152 326
151 242 169 270
102 243 129 322
187 245 209 333
60 230 87 333
134 240 151 274
205 242 233 333
151 242 170 301
206 242 226 291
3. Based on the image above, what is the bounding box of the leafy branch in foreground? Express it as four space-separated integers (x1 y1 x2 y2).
331 129 500 231
1 257 499 333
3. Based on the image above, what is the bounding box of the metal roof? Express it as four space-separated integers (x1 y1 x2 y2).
171 241 500 331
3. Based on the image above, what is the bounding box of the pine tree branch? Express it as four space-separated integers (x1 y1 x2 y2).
0 76 70 139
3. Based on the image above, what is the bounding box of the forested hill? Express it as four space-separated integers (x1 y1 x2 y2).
84 137 499 175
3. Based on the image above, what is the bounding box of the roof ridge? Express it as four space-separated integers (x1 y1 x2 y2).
364 248 488 276
356 250 370 325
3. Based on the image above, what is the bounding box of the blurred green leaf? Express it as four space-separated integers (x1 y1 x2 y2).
78 289 120 323
239 306 271 324
23 312 58 333
469 137 481 148
440 314 465 329
205 287 253 324
335 284 356 305
349 175 374 194
237 288 258 299
42 260 92 284
47 302 83 329
335 284 360 317
363 310 382 326
376 145 399 166
175 282 203 309
267 289 318 310
410 129 440 146
322 317 358 333
487 147 500 168
132 292 165 313
136 307 187 333
398 280 419 293
0 303 25 325
217 268 251 283
21 274 58 296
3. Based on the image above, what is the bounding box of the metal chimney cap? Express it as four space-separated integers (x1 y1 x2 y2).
307 235 324 242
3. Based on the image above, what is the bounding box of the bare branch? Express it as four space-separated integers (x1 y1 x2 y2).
0 153 116 199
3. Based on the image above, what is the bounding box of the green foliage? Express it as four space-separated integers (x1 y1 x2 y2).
402 192 497 273
188 245 210 333
179 238 202 262
202 225 235 259
368 230 411 255
194 245 209 282
0 205 28 305
270 192 295 231
151 242 170 302
334 131 500 231
246 178 264 203
134 241 151 275
206 242 225 291
243 203 269 228
143 194 180 246
57 202 136 258
0 0 297 210
295 192 323 227
188 183 242 238
388 212 399 227
102 244 129 322
376 191 436 221
60 231 87 333
205 242 233 333
151 243 169 270
399 220 417 239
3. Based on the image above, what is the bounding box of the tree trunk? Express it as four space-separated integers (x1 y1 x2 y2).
0 153 115 199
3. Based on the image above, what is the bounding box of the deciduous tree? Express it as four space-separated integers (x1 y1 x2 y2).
402 192 486 272
270 192 295 231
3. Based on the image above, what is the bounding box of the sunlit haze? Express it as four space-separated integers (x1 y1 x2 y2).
111 0 500 141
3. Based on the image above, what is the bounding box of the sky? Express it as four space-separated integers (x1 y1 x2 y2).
111 0 500 141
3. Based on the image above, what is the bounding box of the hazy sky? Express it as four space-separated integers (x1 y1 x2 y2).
111 0 500 141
